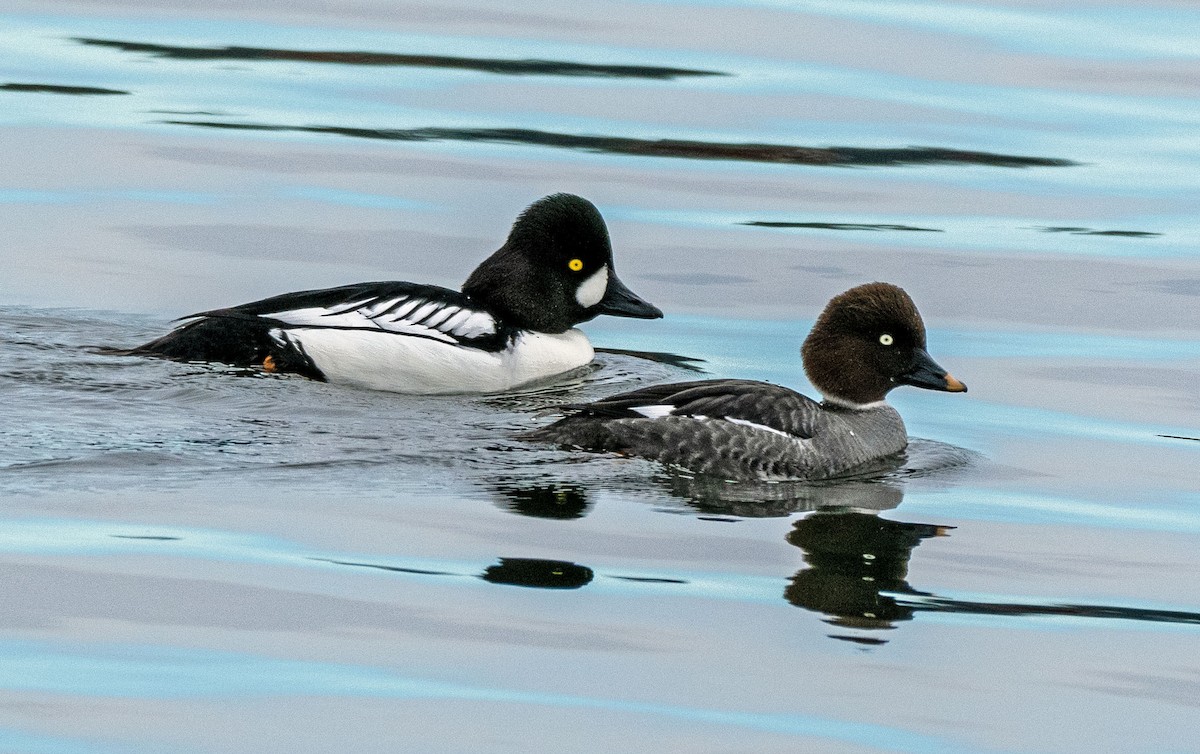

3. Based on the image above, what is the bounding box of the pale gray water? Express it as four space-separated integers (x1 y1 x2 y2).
1 1 1198 752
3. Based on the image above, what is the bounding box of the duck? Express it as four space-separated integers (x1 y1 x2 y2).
525 282 966 481
127 193 663 394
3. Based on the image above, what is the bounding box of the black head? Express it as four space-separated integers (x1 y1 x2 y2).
801 282 966 406
462 193 662 333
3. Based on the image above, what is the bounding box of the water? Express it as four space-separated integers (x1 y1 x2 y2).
1 1 1198 751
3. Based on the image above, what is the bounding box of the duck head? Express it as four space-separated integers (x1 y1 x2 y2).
462 193 663 333
801 282 966 408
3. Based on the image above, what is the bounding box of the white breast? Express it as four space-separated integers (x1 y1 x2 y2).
280 327 594 394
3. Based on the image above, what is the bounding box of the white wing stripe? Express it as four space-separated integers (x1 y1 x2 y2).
449 311 496 337
260 294 497 341
387 299 421 321
440 309 473 332
362 296 405 317
269 306 373 328
321 298 374 316
423 305 458 328
725 417 792 438
631 404 674 419
408 302 440 323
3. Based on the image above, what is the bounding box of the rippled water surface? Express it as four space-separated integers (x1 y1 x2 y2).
2 1 1198 752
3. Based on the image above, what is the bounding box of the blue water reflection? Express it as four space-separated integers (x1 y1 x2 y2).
2 0 1199 750
0 640 986 752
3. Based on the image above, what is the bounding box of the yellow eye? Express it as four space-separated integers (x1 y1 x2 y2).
568 258 584 272
879 333 894 346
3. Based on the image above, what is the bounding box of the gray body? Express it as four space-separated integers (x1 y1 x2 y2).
527 380 909 482
528 282 967 483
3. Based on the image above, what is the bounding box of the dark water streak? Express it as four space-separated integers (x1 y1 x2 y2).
900 594 1200 626
1 82 128 95
743 221 944 232
1037 226 1161 238
74 37 728 80
164 120 1078 169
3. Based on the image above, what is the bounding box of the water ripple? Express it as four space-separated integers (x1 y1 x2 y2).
162 120 1077 168
1037 226 1162 238
1 82 128 95
75 37 729 80
743 220 944 232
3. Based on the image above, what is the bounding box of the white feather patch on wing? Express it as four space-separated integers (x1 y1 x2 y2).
446 310 497 338
323 298 377 316
407 301 440 323
724 416 793 438
269 301 376 327
360 297 406 318
575 265 609 308
423 305 458 328
631 404 675 419
384 298 422 321
440 308 473 332
262 296 496 343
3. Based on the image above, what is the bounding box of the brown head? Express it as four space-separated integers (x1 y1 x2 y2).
801 282 966 407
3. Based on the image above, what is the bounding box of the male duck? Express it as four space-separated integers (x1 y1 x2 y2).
129 193 662 393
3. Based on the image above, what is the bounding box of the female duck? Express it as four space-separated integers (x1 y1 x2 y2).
527 282 966 481
129 193 662 394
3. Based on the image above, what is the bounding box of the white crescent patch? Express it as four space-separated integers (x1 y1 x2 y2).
575 265 609 309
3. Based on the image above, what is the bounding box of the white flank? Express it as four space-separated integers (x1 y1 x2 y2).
289 327 593 394
631 404 675 419
575 265 609 308
725 416 793 438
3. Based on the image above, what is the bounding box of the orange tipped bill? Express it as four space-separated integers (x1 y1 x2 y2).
943 373 967 392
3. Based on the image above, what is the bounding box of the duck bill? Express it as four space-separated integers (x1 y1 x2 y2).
594 273 663 319
899 349 967 393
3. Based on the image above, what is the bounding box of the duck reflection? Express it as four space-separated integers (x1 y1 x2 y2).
673 473 907 518
785 510 950 637
331 472 1200 638
493 480 591 519
317 556 594 590
481 558 593 589
644 470 956 641
487 473 958 642
491 457 918 521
